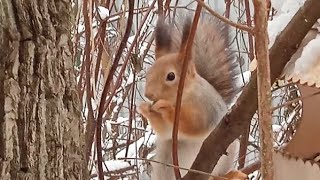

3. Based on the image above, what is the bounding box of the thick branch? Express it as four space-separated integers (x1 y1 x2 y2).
253 0 274 179
182 0 320 179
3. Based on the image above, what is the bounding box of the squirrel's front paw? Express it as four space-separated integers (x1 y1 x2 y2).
151 99 174 114
137 102 152 117
151 99 174 115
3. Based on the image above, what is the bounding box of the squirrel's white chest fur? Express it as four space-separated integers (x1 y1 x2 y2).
151 138 239 180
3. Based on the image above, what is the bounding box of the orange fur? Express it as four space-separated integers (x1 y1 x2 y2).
138 102 169 136
222 170 248 180
138 100 211 137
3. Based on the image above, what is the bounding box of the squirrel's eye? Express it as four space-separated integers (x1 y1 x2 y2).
166 72 175 81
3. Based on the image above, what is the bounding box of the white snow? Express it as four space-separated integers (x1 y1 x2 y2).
116 131 155 159
116 117 129 124
235 70 251 87
112 105 119 113
108 15 120 22
272 125 282 133
91 98 98 110
268 0 306 47
270 0 284 12
104 160 131 171
105 120 113 135
116 93 123 105
97 6 110 20
125 72 135 86
294 35 320 74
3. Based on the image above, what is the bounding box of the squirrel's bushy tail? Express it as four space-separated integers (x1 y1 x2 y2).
156 14 242 105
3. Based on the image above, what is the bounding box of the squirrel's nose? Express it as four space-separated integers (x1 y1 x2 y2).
145 91 155 101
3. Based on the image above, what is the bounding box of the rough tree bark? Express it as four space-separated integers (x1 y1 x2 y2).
0 0 87 180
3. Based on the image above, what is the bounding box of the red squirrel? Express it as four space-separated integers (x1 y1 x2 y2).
138 14 245 180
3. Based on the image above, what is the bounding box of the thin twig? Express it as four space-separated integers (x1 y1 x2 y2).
240 160 261 175
92 1 156 173
225 0 231 18
253 0 274 179
195 0 254 34
101 0 157 115
172 1 204 179
164 0 172 15
244 0 254 60
238 123 250 169
90 165 135 178
118 157 229 180
158 0 163 16
95 1 134 179
82 0 96 164
125 74 136 158
272 90 320 111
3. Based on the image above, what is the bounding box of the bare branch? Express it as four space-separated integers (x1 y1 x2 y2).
253 0 274 179
240 160 261 175
95 1 134 179
272 90 320 111
195 0 254 34
82 0 96 163
119 157 227 179
244 0 254 60
158 0 164 16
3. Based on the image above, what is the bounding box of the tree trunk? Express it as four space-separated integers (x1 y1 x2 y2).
0 0 87 179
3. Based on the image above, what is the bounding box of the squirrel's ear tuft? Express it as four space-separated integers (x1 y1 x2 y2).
180 17 192 51
155 18 172 59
